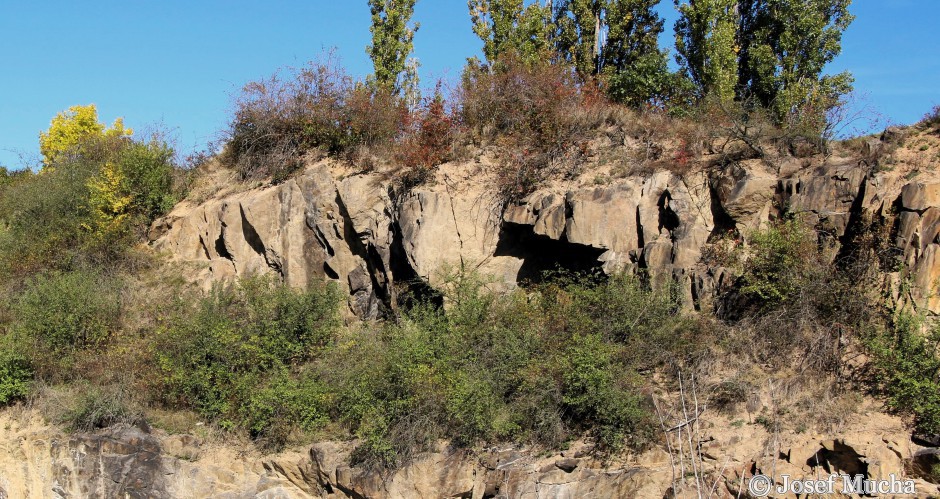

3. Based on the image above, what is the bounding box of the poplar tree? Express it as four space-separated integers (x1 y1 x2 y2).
469 0 554 65
367 0 420 95
601 0 671 106
553 0 604 78
674 0 740 102
553 0 671 105
738 0 854 127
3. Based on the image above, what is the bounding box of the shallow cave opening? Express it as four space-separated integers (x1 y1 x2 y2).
906 449 940 482
495 222 607 286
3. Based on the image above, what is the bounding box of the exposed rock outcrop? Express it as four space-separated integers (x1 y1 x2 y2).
152 130 940 316
2 407 937 498
152 164 396 319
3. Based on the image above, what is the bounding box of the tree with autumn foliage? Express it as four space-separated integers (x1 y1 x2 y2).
38 104 132 169
34 106 178 244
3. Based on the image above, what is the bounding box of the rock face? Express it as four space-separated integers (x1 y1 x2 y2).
152 141 940 316
1 408 937 498
153 164 396 319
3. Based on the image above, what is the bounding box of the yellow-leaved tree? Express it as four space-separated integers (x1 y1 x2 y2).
85 160 133 241
38 104 132 169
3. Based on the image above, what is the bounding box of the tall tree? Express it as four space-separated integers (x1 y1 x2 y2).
367 0 420 95
674 0 740 102
738 0 854 126
601 0 672 106
554 0 604 78
554 0 671 106
469 0 554 65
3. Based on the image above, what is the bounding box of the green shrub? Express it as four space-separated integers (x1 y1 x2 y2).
562 333 651 450
319 271 677 467
727 216 885 373
0 161 97 275
0 167 31 193
350 409 398 469
553 273 693 367
0 136 176 277
6 269 121 380
740 218 820 306
241 371 330 448
155 276 342 443
867 311 940 435
115 140 177 222
0 335 31 405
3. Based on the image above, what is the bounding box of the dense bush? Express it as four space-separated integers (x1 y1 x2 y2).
0 335 31 405
51 383 145 432
867 311 940 435
319 272 687 468
395 90 458 185
0 137 176 277
739 218 821 307
155 276 342 447
4 269 122 381
0 167 31 192
225 59 354 180
86 137 178 246
228 55 650 195
225 58 409 181
225 57 469 186
113 140 177 223
723 215 888 377
459 55 615 198
242 371 330 445
0 160 98 275
0 108 180 411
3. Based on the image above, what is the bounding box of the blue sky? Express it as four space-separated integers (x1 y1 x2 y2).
0 1 936 169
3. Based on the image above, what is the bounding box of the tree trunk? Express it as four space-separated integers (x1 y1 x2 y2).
593 6 601 74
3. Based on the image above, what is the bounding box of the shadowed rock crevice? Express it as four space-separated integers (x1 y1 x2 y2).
806 440 870 478
333 190 389 318
214 232 232 261
239 204 267 259
834 175 878 265
389 217 443 310
907 448 940 482
657 190 681 233
707 182 737 241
